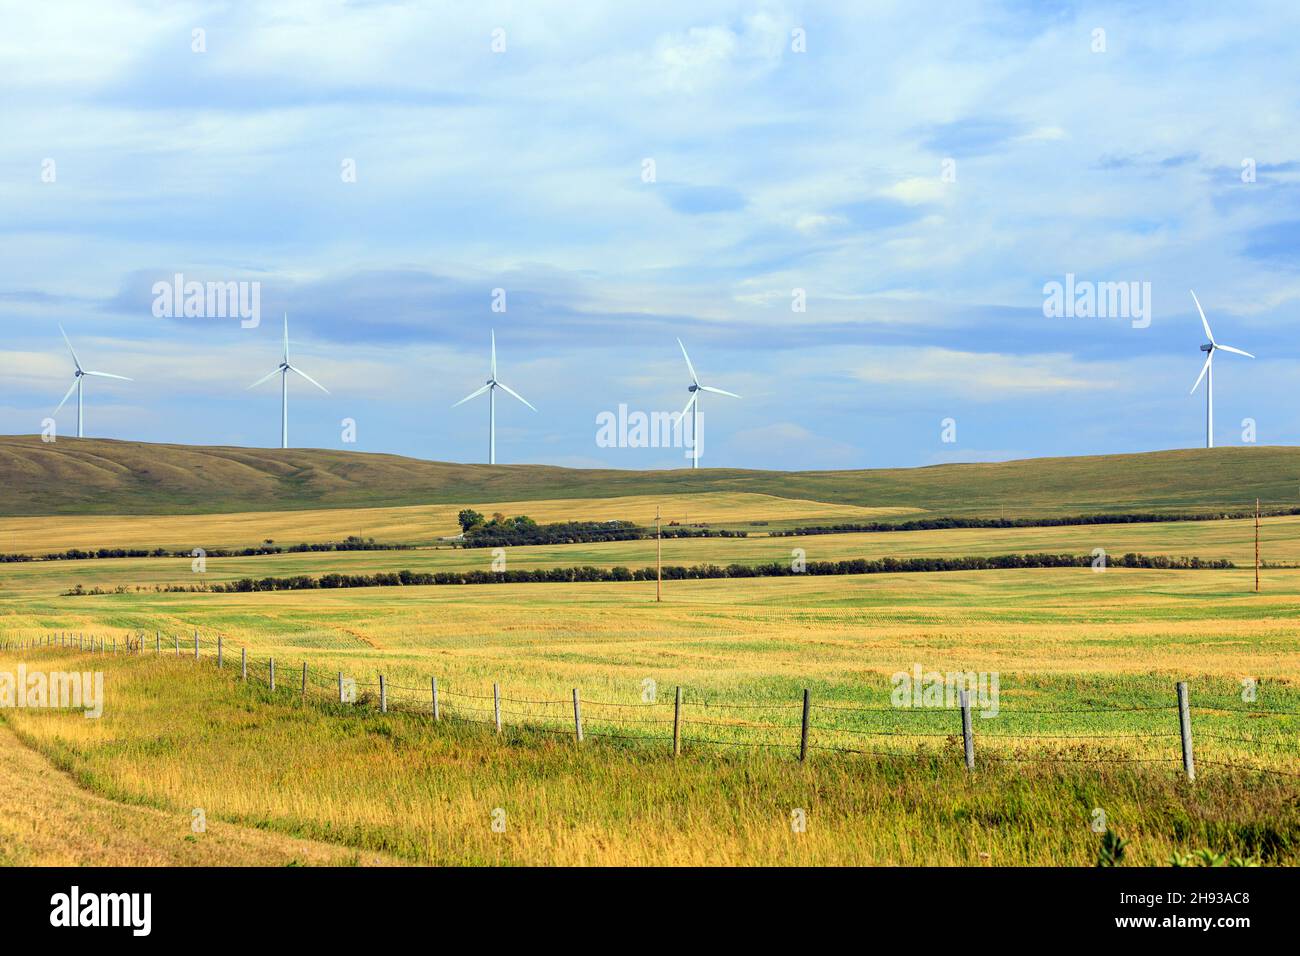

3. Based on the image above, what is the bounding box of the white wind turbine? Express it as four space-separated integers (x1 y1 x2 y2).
1188 290 1253 449
452 330 535 464
677 337 739 469
52 325 133 438
247 314 329 449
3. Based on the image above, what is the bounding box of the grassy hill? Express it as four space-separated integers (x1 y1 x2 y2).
1 434 1297 518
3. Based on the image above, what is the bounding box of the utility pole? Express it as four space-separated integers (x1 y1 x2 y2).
656 504 662 603
1255 497 1260 593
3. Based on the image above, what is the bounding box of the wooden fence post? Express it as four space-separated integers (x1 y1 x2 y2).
1177 681 1195 781
960 690 975 771
493 682 502 734
302 662 308 699
241 647 247 680
269 657 275 692
193 631 199 661
379 675 387 713
672 686 682 757
799 688 811 762
431 677 440 721
155 631 160 655
217 636 223 668
572 688 583 744
338 671 345 703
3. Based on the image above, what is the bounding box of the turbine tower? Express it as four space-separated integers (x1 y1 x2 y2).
52 325 132 438
248 314 329 449
1189 290 1253 449
452 330 535 464
677 338 739 469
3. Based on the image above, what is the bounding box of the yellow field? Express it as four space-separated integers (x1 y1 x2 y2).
0 493 920 554
3 489 1298 866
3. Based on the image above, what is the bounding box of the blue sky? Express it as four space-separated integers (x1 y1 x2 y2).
2 0 1298 470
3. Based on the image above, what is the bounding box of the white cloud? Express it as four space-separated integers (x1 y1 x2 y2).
851 347 1105 397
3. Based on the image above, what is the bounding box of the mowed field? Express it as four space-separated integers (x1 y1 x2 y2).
0 492 919 553
1 513 1297 602
2 440 1299 866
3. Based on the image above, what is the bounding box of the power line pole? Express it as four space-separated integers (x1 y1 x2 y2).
656 504 662 603
1255 497 1260 593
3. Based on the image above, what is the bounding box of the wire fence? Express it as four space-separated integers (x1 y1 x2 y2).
6 630 1300 780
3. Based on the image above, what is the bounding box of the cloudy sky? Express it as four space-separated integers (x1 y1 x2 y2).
2 0 1298 469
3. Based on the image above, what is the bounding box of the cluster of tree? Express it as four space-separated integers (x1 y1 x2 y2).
770 508 1300 537
458 511 640 548
137 551 1230 595
4 536 409 564
455 510 746 547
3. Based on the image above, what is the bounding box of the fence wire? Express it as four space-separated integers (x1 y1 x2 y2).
6 632 1300 779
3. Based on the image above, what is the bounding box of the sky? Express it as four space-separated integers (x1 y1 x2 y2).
1 0 1298 471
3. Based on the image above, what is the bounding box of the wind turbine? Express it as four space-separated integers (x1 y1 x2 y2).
677 337 739 469
452 330 535 464
247 314 329 449
1189 290 1253 449
52 325 132 438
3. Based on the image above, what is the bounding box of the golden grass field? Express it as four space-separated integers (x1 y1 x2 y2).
0 492 919 553
3 481 1299 866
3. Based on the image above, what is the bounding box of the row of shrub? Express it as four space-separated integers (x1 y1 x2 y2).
123 552 1230 595
771 507 1300 537
1 536 411 563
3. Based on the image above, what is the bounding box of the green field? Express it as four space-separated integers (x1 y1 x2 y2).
2 438 1298 866
3 435 1299 517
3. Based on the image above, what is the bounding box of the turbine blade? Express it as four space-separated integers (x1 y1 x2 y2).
289 364 329 394
1189 290 1215 344
698 385 740 398
1189 352 1212 394
52 378 78 414
491 330 497 380
677 338 699 385
495 380 536 411
247 367 282 390
452 383 491 407
59 324 82 371
283 313 290 364
680 392 698 419
1215 344 1254 359
81 371 132 381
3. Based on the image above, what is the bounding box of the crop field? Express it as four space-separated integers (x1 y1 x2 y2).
2 443 1298 867
1 513 1297 602
0 492 919 554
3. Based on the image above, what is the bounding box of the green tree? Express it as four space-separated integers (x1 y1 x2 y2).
457 509 485 532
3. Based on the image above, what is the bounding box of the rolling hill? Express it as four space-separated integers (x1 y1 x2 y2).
0 435 1297 518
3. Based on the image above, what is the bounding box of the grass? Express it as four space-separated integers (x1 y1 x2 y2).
3 470 1297 866
3 435 1299 518
0 719 387 866
0 492 917 553
1 512 1294 601
2 647 1297 866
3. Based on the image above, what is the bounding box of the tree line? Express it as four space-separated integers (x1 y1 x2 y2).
771 507 1300 537
1 536 408 563
124 551 1231 596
